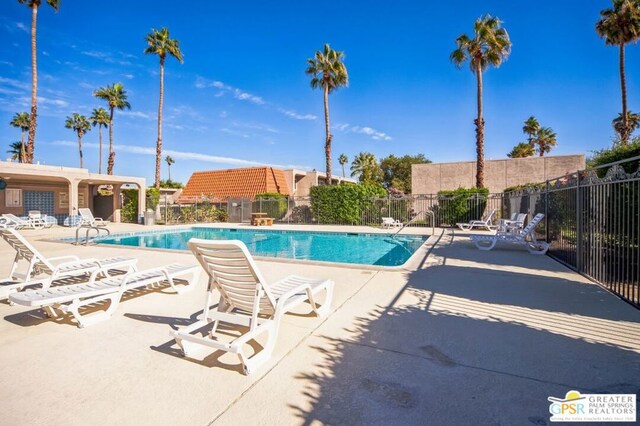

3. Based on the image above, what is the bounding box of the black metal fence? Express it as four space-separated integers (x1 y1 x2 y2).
159 193 505 228
503 155 640 308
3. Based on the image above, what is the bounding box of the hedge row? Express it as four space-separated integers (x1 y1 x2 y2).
310 184 386 224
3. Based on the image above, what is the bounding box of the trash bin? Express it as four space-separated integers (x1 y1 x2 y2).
144 210 155 226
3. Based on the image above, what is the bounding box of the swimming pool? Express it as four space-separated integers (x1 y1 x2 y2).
94 227 428 267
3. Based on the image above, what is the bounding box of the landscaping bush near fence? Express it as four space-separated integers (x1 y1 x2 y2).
254 193 288 220
310 184 387 225
435 187 489 226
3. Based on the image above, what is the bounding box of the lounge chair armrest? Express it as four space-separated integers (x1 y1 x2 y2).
48 255 81 263
275 283 312 310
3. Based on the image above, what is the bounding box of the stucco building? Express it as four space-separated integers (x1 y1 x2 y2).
0 161 146 223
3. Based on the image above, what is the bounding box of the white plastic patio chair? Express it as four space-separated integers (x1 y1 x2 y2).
0 228 137 300
498 213 527 234
9 263 199 328
172 239 334 375
2 213 40 230
78 208 108 226
381 217 403 228
456 208 497 231
470 213 549 254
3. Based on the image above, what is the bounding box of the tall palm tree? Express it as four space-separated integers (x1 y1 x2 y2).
534 127 557 157
522 116 540 148
18 0 59 163
306 43 348 185
165 155 175 181
338 153 348 177
144 27 184 189
93 83 131 175
350 152 381 184
7 142 23 162
9 111 30 162
90 107 110 174
596 0 640 145
612 110 640 139
451 15 511 188
65 113 91 168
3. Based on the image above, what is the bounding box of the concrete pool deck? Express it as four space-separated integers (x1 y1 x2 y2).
0 224 638 425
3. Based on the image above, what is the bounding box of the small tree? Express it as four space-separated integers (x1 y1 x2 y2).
9 112 30 163
338 153 348 177
65 113 91 168
165 155 175 181
350 152 382 184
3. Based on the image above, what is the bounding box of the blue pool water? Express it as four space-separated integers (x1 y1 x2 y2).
95 228 428 267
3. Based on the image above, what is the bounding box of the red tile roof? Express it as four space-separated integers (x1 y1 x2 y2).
178 167 290 202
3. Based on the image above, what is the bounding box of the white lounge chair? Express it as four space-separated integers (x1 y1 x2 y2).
28 211 56 228
381 217 403 228
0 228 137 300
172 239 334 375
456 208 497 231
470 213 549 254
1 213 42 230
498 213 527 234
9 264 200 328
78 208 109 226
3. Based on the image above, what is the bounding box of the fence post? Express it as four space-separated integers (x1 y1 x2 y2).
544 180 549 243
576 172 582 272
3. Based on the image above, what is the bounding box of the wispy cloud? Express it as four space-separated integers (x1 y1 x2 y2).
15 22 29 33
123 73 134 80
334 123 393 141
120 110 154 120
81 50 133 66
278 108 317 121
196 76 316 121
0 60 13 67
51 140 310 169
195 77 265 105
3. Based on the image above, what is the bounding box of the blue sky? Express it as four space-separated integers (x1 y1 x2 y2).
1 0 638 185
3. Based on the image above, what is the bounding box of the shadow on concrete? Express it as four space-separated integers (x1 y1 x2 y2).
288 234 640 425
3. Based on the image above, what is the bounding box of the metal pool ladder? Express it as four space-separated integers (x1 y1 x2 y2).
392 210 435 238
74 225 110 245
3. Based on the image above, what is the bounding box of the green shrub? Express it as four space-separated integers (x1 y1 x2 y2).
310 184 387 224
588 140 640 176
121 188 161 223
255 193 288 220
436 187 489 226
503 182 546 193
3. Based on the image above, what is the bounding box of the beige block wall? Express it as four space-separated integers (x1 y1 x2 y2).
412 154 585 194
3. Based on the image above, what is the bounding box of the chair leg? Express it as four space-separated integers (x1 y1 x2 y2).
237 322 277 375
474 239 497 251
306 282 334 318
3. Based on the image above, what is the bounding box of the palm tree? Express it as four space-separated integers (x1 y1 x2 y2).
338 153 348 177
306 43 348 184
612 110 640 138
90 107 109 174
596 0 640 145
534 127 557 157
350 152 381 184
507 142 535 158
165 155 175 181
7 142 23 162
145 27 184 189
93 83 131 175
451 15 511 188
65 113 91 168
9 112 30 162
522 116 540 148
18 0 60 163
